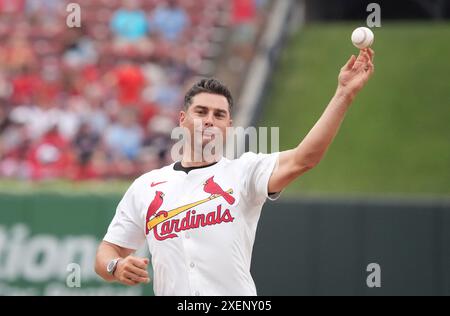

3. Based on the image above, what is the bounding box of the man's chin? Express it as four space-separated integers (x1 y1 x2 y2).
201 140 214 148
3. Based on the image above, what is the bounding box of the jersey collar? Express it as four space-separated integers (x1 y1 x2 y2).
173 158 222 174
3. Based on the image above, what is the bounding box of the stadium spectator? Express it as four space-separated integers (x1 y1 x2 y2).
0 121 32 179
112 62 146 105
133 113 176 175
228 0 267 71
110 0 153 56
63 28 99 69
0 101 8 133
11 66 42 106
151 71 183 111
104 108 143 162
25 0 63 21
0 71 11 100
151 0 190 42
1 29 36 74
26 126 74 180
0 0 25 14
72 122 101 180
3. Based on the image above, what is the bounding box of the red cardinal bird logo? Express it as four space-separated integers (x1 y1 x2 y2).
203 176 235 205
146 191 165 235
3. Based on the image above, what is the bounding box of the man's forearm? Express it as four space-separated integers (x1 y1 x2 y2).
95 241 150 286
293 88 354 169
95 242 124 282
268 50 374 194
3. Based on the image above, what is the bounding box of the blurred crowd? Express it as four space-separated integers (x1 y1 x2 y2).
0 0 269 181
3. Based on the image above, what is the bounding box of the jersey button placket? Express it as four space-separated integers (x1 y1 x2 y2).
186 254 202 296
181 229 200 296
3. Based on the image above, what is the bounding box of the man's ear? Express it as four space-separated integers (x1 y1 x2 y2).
179 111 186 126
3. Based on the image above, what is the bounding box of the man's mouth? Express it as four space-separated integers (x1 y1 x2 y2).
202 128 216 138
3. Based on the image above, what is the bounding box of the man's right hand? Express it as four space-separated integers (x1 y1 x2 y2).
114 256 151 286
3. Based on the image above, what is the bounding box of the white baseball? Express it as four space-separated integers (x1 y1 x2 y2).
351 27 374 49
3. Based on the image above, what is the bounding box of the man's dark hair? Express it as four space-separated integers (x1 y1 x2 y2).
184 78 233 113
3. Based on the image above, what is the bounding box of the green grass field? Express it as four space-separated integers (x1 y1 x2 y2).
260 22 450 197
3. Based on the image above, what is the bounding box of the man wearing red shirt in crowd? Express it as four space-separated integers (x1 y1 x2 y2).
230 0 261 65
232 0 257 24
114 63 146 105
27 126 75 180
0 0 25 13
11 68 42 105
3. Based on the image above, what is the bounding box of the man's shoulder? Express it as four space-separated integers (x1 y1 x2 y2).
232 152 265 164
218 152 260 171
227 152 280 170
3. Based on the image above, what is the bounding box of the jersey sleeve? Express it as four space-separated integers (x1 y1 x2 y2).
103 180 145 250
240 152 281 204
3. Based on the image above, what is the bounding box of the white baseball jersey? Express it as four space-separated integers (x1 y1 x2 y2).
103 152 280 296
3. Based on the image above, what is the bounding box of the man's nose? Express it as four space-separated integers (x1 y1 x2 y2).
204 113 214 127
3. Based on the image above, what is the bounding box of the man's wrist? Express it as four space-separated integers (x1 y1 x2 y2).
335 86 356 103
113 259 121 279
107 257 121 279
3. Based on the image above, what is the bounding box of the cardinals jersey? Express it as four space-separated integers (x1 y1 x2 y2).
103 152 280 296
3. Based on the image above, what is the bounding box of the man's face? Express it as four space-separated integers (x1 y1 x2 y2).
180 93 232 151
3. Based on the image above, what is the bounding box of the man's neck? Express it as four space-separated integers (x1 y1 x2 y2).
181 152 221 168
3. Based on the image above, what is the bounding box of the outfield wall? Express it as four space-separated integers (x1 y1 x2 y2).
0 193 449 296
253 197 450 295
0 193 152 296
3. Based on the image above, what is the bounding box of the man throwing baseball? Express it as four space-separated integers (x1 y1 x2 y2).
95 48 375 296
